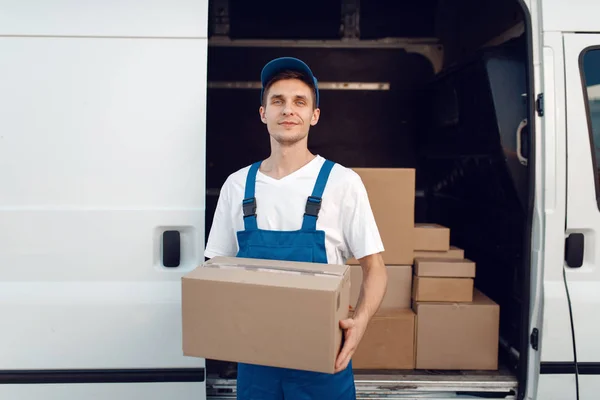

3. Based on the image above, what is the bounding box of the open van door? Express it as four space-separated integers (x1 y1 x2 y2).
0 1 209 399
563 33 600 399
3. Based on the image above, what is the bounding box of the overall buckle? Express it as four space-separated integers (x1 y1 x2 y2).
242 197 257 217
305 196 322 217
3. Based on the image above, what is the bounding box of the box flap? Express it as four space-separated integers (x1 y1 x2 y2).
183 256 347 292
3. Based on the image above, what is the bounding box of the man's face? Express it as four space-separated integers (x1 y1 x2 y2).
259 79 320 145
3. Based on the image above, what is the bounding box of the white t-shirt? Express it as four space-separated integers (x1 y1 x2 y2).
204 155 384 265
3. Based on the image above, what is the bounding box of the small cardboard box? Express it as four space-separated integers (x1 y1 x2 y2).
352 308 416 370
350 264 412 310
414 223 450 251
181 256 351 374
414 258 476 278
413 289 500 370
412 276 474 302
414 246 464 260
347 168 415 265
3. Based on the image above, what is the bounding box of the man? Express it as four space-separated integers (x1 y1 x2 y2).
204 56 388 399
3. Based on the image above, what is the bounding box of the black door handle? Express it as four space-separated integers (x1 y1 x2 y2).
162 230 181 268
565 233 584 268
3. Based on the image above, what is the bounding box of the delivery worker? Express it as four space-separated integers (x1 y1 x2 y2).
204 56 388 400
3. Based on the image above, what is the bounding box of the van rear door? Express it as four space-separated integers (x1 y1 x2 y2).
563 32 600 399
0 1 209 399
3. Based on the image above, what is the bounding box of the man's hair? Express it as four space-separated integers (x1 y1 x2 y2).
262 70 318 109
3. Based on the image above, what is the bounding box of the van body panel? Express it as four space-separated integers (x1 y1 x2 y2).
539 33 574 363
541 0 600 33
562 32 600 398
0 0 208 38
0 4 209 398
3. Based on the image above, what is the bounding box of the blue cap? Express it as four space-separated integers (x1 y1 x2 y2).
260 57 319 107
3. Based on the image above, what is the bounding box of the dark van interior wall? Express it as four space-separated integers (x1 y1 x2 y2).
206 47 435 190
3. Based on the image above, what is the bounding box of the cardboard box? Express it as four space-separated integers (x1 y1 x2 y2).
414 223 450 251
181 256 351 374
414 258 476 278
347 169 415 265
412 276 474 302
350 265 412 310
413 289 500 370
414 246 464 260
352 309 416 370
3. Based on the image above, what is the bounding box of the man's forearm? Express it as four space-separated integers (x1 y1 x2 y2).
353 252 388 324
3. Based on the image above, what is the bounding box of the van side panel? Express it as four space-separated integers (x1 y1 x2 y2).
0 383 205 400
541 0 600 33
0 0 207 37
0 1 209 398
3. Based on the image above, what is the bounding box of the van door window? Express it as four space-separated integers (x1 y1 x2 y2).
582 48 600 207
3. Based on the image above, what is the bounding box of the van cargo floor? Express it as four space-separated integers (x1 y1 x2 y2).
206 365 518 399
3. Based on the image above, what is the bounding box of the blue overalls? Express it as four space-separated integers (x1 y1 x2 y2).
235 159 356 400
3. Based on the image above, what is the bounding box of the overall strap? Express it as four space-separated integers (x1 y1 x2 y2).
242 161 261 231
301 159 335 231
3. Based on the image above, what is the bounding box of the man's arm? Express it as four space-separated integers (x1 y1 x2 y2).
335 252 387 373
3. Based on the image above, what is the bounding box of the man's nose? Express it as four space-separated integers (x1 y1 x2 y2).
282 102 294 115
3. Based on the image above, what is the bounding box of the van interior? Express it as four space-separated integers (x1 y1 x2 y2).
202 0 534 397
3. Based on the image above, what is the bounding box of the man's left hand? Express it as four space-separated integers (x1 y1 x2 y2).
334 315 368 373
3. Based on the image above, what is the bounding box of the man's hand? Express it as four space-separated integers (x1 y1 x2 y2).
334 252 387 373
334 314 368 373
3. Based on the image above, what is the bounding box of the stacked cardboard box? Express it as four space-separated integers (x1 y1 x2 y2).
347 168 500 372
411 224 500 370
348 168 417 370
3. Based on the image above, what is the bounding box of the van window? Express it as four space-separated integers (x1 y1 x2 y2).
582 47 600 208
582 48 600 172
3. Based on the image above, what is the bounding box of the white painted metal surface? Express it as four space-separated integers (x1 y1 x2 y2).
563 32 600 398
0 2 209 399
536 375 577 400
0 0 208 37
540 0 600 33
0 382 206 400
539 33 575 364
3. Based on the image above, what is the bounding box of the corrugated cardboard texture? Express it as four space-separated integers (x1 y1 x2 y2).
181 256 350 374
347 168 415 265
414 258 476 278
352 309 416 370
414 246 464 260
412 276 474 302
414 223 450 251
414 289 500 370
350 264 412 310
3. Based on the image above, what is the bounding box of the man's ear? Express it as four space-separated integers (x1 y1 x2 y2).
310 108 321 126
259 106 267 124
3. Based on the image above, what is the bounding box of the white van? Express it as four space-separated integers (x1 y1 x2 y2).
1 0 599 399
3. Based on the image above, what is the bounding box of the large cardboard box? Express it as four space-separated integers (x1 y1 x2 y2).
414 258 476 278
412 276 474 302
181 256 351 374
414 223 450 251
352 309 416 370
413 289 500 370
350 264 412 310
347 168 415 265
414 246 464 260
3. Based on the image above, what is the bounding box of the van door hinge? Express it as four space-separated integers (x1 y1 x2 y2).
530 328 539 350
536 93 544 117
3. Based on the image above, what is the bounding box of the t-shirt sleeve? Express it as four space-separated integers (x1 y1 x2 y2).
341 172 385 261
204 176 239 259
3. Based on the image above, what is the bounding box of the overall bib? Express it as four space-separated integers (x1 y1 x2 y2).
235 159 356 400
